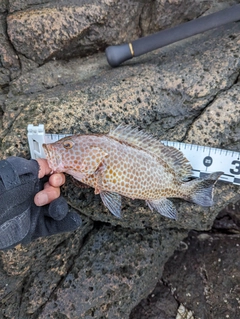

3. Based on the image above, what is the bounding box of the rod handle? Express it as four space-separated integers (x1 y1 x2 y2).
105 43 133 68
105 4 240 67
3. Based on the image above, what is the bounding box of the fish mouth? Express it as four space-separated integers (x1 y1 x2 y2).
42 143 64 173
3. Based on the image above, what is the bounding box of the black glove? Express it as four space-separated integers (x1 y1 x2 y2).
0 157 82 250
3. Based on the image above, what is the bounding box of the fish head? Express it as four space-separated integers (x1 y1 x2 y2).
43 135 82 173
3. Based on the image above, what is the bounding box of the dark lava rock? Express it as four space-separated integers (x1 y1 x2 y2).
130 280 178 319
131 230 240 319
163 231 240 319
0 223 187 318
213 200 240 234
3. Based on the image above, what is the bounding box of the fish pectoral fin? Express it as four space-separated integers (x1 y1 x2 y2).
100 191 122 218
81 147 108 174
146 198 178 220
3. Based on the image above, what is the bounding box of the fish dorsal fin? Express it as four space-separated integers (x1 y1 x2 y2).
109 125 192 181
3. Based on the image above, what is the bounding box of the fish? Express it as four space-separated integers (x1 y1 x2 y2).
43 125 223 220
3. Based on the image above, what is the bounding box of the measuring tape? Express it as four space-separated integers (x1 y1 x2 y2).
27 124 240 186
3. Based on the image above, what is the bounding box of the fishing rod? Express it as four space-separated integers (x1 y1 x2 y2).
105 4 240 67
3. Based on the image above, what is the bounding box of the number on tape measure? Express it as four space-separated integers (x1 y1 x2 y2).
230 160 240 175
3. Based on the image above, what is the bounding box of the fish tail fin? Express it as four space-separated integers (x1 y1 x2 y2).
183 172 223 206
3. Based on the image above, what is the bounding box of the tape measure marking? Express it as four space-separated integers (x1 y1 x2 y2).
27 124 240 186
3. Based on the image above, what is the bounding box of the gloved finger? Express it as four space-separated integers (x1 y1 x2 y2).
47 210 82 235
32 210 82 239
47 197 69 220
34 182 60 206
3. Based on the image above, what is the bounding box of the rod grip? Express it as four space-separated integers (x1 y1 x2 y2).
105 4 240 67
105 44 133 67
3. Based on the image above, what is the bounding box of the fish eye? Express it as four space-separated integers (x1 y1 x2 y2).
63 140 74 149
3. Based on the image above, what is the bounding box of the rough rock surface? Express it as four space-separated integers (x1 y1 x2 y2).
0 1 240 318
0 220 186 318
131 226 240 319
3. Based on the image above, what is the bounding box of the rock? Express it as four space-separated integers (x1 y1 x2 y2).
0 1 240 318
130 280 178 319
0 217 186 318
37 227 186 319
0 1 8 13
0 13 20 83
213 200 240 233
185 85 240 150
162 231 240 319
7 1 144 64
9 56 108 95
131 230 240 319
8 0 50 12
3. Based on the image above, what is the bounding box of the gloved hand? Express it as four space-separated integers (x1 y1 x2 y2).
0 157 82 250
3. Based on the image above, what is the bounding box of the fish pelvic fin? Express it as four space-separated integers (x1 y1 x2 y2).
100 191 122 218
183 171 223 206
146 198 178 220
109 124 192 181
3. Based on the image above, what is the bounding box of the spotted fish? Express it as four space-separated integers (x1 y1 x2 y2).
43 125 223 219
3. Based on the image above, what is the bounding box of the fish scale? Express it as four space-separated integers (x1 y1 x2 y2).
43 125 223 220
